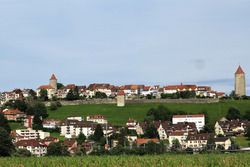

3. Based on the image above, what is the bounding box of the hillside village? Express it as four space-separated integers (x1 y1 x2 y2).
0 66 249 157
0 73 226 106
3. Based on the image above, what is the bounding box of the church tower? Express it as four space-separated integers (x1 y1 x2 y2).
235 66 246 97
49 74 58 90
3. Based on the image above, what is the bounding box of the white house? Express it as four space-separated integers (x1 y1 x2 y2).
15 129 50 141
15 139 47 157
214 137 232 150
185 134 210 151
168 132 188 148
60 119 113 139
86 115 107 124
172 114 205 132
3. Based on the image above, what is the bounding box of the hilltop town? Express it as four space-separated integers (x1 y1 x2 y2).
0 66 249 157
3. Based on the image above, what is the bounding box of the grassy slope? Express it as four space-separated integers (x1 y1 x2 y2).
1 154 250 167
48 100 250 126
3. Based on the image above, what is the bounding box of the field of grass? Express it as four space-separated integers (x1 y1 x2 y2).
1 153 250 167
48 100 250 126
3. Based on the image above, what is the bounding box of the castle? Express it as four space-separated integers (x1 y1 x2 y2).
235 66 246 97
37 74 58 99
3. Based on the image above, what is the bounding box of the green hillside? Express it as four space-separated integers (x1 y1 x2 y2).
48 100 250 126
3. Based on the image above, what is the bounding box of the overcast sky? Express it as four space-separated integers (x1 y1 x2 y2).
0 0 249 94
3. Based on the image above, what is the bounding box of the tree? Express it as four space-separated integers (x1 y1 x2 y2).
171 139 181 151
244 110 250 121
57 83 64 90
93 124 104 142
28 89 37 100
39 89 48 101
26 102 48 119
32 115 43 130
246 124 250 139
0 113 11 133
206 135 216 151
66 88 79 101
94 91 107 99
146 105 172 121
47 142 69 156
0 127 14 156
49 102 58 111
226 107 241 120
77 132 86 145
3 100 27 112
13 149 31 157
144 124 159 139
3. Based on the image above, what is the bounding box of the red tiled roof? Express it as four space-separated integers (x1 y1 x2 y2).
38 85 54 90
15 139 46 147
169 131 186 136
136 138 159 145
3 109 24 115
117 91 125 96
50 74 57 80
66 84 76 89
88 115 105 119
235 66 245 74
164 85 197 91
173 114 205 118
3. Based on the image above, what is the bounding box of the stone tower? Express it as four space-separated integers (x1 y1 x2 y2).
235 66 246 97
49 74 58 90
117 91 125 107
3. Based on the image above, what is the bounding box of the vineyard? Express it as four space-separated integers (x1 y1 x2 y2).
1 153 250 167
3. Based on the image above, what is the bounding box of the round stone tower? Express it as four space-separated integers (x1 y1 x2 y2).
235 66 246 97
49 74 58 90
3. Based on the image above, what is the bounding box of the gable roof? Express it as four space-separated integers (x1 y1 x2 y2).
235 66 245 74
15 139 46 147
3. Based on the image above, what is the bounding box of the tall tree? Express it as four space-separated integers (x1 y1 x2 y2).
77 132 86 145
32 115 43 130
39 89 48 101
47 142 69 156
26 102 48 119
3 100 27 112
144 124 159 138
226 107 241 120
0 127 14 156
57 83 64 90
0 113 11 133
93 124 104 142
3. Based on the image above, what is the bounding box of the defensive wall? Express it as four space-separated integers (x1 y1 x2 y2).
44 98 219 106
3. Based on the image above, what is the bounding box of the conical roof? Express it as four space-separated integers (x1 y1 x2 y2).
50 74 57 80
235 66 245 74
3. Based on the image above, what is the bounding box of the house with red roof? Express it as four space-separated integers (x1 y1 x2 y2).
15 139 47 157
136 138 160 146
1 108 26 121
